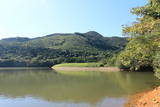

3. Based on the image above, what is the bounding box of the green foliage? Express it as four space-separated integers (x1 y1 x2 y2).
117 35 157 71
123 0 160 35
100 52 118 67
118 0 160 77
0 31 127 67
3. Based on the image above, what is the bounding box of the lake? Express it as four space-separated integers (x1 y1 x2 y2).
0 68 159 107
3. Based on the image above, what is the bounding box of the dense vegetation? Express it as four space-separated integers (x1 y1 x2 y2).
0 31 127 67
117 0 160 78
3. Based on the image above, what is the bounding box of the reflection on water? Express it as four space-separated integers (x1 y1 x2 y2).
0 97 126 107
0 68 159 107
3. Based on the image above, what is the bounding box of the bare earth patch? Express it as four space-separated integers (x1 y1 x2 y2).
52 67 119 72
125 86 160 107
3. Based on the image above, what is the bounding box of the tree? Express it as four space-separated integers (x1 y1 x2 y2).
117 0 160 74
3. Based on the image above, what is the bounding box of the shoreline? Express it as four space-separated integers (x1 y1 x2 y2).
125 86 160 107
52 67 120 72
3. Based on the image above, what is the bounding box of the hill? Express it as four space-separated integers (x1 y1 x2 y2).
21 31 126 51
0 31 127 67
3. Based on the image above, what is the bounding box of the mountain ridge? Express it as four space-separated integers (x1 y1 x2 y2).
0 31 127 67
0 31 127 51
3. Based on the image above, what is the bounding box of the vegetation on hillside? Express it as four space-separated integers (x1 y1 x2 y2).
117 0 160 78
0 31 127 67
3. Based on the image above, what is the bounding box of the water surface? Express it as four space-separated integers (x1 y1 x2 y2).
0 68 159 107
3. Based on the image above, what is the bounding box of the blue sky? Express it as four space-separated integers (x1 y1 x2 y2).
0 0 147 39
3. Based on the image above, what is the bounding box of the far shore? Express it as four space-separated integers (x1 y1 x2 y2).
52 66 120 72
52 63 120 72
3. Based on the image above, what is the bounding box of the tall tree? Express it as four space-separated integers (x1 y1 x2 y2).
118 0 160 75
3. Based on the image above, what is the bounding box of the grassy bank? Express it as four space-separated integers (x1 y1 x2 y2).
52 63 119 72
53 63 103 67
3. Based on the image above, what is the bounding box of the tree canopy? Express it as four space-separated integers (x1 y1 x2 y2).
118 0 160 77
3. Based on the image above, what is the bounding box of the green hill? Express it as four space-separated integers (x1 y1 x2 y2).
0 31 127 67
22 31 126 51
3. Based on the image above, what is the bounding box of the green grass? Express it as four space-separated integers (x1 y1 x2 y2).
53 63 103 67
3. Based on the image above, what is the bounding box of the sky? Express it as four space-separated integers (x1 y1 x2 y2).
0 0 147 39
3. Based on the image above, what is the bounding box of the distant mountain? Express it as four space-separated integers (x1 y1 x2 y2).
1 37 31 42
21 31 127 51
0 31 127 67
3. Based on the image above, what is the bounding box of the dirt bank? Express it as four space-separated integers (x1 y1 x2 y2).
125 86 160 107
52 67 119 72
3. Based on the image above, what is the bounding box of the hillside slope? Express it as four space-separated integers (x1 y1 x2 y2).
0 31 127 67
22 31 127 51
